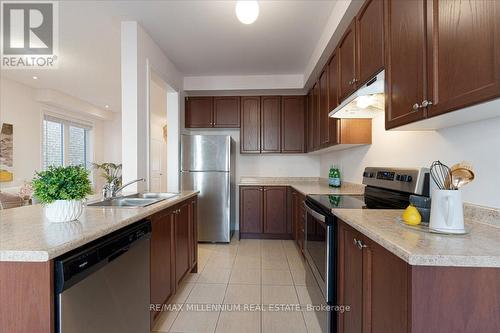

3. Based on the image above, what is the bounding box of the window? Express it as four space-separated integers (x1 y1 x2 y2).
42 115 92 170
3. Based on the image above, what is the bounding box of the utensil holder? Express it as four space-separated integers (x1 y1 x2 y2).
429 189 464 233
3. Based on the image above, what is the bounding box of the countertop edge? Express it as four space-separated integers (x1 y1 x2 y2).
0 191 199 263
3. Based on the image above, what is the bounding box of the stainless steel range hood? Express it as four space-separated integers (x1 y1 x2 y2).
329 70 385 118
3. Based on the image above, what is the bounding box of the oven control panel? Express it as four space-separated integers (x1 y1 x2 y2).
362 167 429 195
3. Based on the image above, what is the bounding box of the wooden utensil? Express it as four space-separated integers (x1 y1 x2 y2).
447 161 475 189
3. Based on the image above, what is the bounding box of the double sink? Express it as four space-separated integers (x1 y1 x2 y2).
87 192 179 208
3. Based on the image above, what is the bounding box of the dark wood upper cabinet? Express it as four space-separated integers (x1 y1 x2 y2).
338 20 357 101
356 0 384 86
319 69 330 146
306 90 314 152
185 97 213 128
384 0 427 129
175 203 190 286
312 83 320 149
239 186 263 234
281 96 305 153
150 210 174 323
328 52 340 111
261 96 281 153
328 53 339 145
263 187 287 235
426 0 500 118
385 0 500 129
240 96 261 153
213 96 240 128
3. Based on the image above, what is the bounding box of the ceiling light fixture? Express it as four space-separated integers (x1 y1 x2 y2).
104 105 110 109
236 1 259 25
32 76 38 80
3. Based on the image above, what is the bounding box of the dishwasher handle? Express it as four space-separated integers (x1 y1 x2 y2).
108 246 131 262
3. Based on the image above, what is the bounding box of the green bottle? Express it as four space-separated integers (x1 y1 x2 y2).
330 165 341 188
328 165 335 187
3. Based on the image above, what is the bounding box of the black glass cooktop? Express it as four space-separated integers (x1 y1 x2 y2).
306 186 412 217
307 194 366 210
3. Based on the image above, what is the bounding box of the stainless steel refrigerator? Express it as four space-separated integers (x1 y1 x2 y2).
181 135 235 243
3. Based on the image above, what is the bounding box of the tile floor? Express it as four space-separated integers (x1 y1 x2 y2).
152 237 327 333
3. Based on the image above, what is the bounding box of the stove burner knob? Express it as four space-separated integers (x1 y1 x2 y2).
400 175 413 182
369 172 374 178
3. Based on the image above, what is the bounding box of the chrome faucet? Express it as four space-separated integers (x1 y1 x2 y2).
103 178 145 200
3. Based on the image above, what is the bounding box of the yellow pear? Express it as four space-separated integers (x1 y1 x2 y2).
402 205 421 225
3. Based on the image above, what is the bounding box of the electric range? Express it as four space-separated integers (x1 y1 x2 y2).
303 167 430 333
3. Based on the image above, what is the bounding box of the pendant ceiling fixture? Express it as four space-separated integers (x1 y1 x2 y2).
235 1 259 25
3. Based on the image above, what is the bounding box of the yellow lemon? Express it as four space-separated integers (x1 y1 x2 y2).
402 205 421 225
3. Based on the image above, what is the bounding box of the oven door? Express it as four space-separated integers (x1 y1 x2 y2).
304 201 334 303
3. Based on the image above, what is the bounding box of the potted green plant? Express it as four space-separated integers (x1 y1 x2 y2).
92 162 122 186
32 165 93 223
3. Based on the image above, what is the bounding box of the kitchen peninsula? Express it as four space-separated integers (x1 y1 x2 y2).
0 191 198 333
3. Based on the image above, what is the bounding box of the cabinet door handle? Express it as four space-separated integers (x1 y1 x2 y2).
412 103 421 112
421 100 433 108
353 238 366 250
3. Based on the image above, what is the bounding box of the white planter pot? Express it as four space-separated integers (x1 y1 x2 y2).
45 200 84 223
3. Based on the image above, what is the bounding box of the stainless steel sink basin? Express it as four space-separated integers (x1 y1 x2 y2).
87 192 179 208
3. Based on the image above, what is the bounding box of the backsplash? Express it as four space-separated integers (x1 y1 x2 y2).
320 112 500 209
464 203 500 228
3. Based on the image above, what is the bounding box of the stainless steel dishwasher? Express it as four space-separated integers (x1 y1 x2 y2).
54 220 151 333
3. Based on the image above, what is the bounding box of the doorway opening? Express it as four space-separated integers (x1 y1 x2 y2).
148 71 180 193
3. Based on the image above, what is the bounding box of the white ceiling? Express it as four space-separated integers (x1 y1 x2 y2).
1 1 337 113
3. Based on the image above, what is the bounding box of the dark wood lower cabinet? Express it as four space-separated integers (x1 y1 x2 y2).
240 186 263 234
338 225 364 333
337 220 500 333
291 189 305 254
339 221 410 333
239 186 291 239
150 196 198 327
175 202 190 286
263 186 287 234
150 209 174 323
0 261 53 333
188 197 198 271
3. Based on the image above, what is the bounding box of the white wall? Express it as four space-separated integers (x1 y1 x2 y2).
121 21 183 192
103 113 122 164
0 78 117 191
320 112 500 208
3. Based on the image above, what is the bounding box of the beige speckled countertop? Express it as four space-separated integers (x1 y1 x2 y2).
333 209 500 268
0 191 198 262
239 177 365 196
